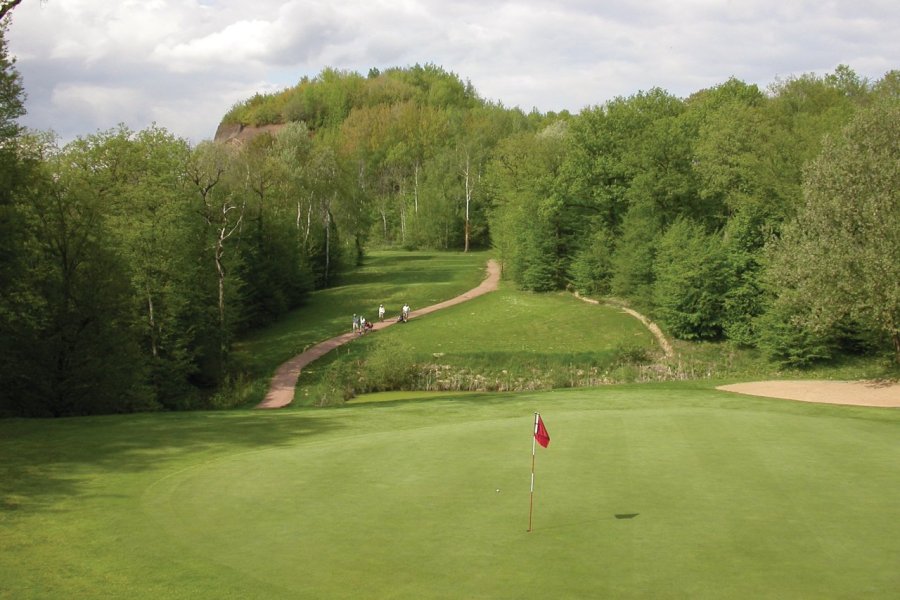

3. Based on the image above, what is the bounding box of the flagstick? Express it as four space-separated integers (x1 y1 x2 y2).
528 412 538 532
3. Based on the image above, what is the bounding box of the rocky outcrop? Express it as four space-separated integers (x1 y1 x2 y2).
213 122 286 145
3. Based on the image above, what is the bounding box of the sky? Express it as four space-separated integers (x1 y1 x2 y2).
6 0 899 144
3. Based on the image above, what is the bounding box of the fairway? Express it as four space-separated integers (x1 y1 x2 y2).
2 384 898 599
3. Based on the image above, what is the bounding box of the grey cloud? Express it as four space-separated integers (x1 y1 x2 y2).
6 0 899 143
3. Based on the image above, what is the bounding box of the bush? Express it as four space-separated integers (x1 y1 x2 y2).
653 218 729 340
312 359 358 407
612 343 652 366
569 228 614 295
362 339 418 391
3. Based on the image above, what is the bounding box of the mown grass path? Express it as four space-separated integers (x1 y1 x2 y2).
257 259 501 409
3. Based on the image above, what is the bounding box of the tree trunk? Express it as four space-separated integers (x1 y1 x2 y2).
463 152 472 253
146 289 157 358
414 162 419 215
324 203 332 285
305 196 313 246
215 242 226 330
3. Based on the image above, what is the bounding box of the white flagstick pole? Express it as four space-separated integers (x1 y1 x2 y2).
528 412 538 532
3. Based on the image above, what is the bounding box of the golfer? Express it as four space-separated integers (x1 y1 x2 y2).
378 304 385 321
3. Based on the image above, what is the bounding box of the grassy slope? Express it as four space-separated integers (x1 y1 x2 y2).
231 251 489 401
2 385 898 599
295 287 658 403
367 286 654 363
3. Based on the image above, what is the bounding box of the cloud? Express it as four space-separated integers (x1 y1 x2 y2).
6 0 899 143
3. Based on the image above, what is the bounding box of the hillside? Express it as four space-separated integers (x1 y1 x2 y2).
213 122 285 144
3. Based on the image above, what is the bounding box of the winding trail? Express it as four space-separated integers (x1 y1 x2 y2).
256 260 501 409
573 291 675 359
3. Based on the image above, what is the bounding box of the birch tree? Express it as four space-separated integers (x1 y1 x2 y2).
186 141 243 359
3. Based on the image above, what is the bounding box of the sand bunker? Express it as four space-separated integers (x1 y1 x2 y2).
717 380 899 408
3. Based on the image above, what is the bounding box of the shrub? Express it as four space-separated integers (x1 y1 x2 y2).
362 339 419 391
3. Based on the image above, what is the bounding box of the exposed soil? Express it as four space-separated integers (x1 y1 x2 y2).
718 380 900 408
256 260 501 409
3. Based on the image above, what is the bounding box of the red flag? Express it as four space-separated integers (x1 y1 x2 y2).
534 414 550 448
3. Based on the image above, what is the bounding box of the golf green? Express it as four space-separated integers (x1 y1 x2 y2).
2 384 898 598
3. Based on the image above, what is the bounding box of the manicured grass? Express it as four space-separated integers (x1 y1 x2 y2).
387 286 654 358
296 287 658 400
2 383 898 599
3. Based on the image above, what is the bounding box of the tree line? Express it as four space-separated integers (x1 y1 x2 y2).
484 67 898 367
1 14 897 416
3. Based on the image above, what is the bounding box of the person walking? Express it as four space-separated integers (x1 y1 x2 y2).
352 313 359 333
378 304 385 321
402 303 410 321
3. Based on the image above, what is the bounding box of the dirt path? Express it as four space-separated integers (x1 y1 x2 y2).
573 292 675 359
718 380 900 408
256 260 501 409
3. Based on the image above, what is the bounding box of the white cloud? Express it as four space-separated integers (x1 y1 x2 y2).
50 83 144 127
5 0 899 143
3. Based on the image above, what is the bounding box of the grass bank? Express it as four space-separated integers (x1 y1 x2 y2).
230 250 489 405
295 286 660 405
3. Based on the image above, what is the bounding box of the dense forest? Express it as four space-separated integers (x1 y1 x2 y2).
1 14 897 416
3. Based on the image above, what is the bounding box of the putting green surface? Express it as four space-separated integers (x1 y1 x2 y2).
2 384 899 598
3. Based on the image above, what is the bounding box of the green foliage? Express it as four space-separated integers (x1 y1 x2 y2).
609 202 661 305
764 97 900 363
0 20 23 142
360 337 418 391
485 125 571 291
719 208 769 346
754 294 838 367
569 228 614 295
3 58 896 416
3 141 158 416
652 218 729 340
222 64 473 131
311 357 358 406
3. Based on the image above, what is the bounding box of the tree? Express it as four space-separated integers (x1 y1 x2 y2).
569 226 614 296
6 138 155 416
186 141 243 372
485 125 568 290
653 218 729 340
765 99 900 363
0 17 23 142
0 1 24 23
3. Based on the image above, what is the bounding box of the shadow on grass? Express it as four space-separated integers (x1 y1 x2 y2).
0 410 344 514
528 513 641 534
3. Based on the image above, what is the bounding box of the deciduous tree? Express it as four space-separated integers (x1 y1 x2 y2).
765 99 900 362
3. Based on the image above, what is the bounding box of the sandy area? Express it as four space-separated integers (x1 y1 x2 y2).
717 380 900 408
